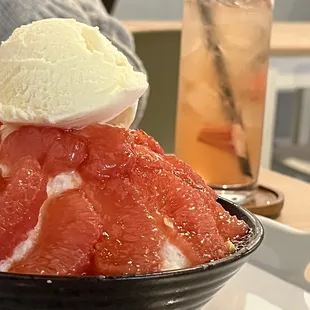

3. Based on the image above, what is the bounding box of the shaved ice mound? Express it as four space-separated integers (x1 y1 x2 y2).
0 124 248 276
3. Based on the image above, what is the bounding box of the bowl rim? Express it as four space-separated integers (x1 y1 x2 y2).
0 197 264 282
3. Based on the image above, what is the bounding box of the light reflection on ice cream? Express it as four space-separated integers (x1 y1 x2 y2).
0 18 148 129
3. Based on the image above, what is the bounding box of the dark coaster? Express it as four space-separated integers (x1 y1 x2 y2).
242 185 284 219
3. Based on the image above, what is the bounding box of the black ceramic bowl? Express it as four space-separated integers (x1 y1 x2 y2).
0 197 263 310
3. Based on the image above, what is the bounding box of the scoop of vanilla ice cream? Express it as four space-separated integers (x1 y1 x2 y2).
0 18 148 128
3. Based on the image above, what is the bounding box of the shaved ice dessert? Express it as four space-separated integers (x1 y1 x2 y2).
0 19 248 277
0 125 248 276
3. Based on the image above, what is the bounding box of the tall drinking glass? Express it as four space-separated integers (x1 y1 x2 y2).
176 0 273 203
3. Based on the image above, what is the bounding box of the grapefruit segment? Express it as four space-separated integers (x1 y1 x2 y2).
0 157 47 261
0 126 61 166
83 178 165 276
131 130 164 155
78 124 134 145
164 155 248 240
79 126 135 182
0 124 249 276
164 154 215 195
10 189 100 275
0 126 87 176
130 167 230 265
212 201 249 240
164 185 229 264
43 132 87 176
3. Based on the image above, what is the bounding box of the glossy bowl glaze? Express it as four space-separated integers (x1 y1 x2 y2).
0 198 263 310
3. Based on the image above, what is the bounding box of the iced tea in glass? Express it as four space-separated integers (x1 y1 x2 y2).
176 0 273 203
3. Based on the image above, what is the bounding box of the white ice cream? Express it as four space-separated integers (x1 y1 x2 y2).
0 18 148 129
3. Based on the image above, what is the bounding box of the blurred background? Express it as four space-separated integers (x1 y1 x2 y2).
114 0 310 21
109 0 310 182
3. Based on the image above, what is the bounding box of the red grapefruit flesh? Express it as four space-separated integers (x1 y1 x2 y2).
164 154 216 195
82 178 165 276
43 132 87 176
0 173 7 192
165 187 229 264
10 189 100 275
0 157 47 260
79 125 247 268
0 124 249 276
211 201 249 240
0 126 61 166
79 126 135 182
0 126 88 176
78 124 134 145
164 155 248 240
131 130 164 155
131 167 230 265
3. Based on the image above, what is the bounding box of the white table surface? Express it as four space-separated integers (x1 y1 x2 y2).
204 263 310 310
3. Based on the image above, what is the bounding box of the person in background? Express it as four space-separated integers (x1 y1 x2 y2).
0 0 148 128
